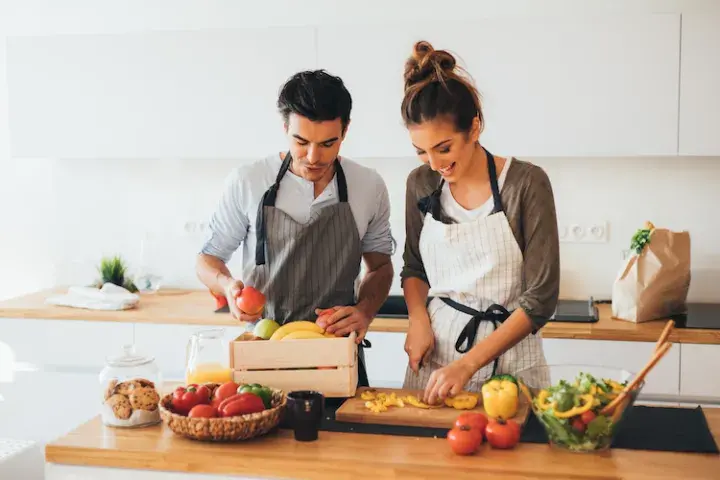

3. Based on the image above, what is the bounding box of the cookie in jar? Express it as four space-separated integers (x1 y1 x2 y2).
99 345 162 428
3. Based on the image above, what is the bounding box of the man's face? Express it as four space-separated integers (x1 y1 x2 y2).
285 113 347 183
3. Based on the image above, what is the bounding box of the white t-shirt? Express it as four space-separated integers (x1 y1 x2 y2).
201 153 395 282
440 157 513 223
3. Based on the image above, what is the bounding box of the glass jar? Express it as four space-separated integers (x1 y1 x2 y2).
99 344 162 428
186 328 233 385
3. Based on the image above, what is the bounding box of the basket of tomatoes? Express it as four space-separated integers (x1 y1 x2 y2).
159 381 286 442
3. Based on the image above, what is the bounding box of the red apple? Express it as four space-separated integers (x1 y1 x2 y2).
236 286 266 315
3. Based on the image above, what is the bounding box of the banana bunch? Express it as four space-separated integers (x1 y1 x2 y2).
269 321 335 341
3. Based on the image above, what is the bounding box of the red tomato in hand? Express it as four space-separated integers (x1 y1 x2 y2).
236 287 266 315
188 404 218 418
485 418 521 449
580 410 596 424
447 425 483 455
220 393 266 417
454 412 489 439
213 382 239 402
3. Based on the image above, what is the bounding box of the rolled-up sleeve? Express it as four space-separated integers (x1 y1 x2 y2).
200 168 249 263
400 168 430 286
360 175 396 255
517 166 561 331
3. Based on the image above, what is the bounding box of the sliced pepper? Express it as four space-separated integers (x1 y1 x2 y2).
536 389 553 410
553 394 595 419
444 393 478 410
481 378 519 419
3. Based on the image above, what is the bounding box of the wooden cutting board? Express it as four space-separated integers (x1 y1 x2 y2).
334 387 531 429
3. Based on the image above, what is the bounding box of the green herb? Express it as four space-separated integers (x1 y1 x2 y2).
630 228 652 254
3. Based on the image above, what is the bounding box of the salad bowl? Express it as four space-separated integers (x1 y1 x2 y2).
514 364 644 453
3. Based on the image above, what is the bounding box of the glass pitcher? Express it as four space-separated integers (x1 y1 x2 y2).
185 328 233 385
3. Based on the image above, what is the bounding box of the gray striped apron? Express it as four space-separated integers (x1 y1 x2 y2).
249 152 369 388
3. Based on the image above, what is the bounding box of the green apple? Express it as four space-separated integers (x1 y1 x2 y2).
253 318 280 340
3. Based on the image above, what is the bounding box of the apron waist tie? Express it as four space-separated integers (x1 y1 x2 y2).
440 297 512 377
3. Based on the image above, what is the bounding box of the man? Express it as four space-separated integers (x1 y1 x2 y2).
196 70 395 387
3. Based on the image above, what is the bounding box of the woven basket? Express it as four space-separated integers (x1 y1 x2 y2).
159 383 286 442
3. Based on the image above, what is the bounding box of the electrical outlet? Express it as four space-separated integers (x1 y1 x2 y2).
182 221 210 235
559 221 609 243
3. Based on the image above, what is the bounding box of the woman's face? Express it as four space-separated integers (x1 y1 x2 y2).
407 116 480 183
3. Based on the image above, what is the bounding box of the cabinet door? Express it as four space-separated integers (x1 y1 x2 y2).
542 339 680 397
318 14 680 158
0 318 133 371
679 14 720 155
6 27 316 159
680 344 720 400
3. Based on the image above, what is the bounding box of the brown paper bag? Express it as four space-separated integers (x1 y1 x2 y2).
611 225 691 323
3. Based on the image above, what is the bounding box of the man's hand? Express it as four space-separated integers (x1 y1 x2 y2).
315 306 372 344
223 279 262 323
423 358 476 406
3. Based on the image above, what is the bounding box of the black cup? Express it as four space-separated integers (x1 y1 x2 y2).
286 390 324 441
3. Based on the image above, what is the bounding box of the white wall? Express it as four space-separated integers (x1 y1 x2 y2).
1 0 719 302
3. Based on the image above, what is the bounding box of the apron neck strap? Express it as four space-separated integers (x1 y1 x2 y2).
255 153 346 265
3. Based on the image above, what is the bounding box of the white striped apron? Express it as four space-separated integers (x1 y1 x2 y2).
403 148 547 393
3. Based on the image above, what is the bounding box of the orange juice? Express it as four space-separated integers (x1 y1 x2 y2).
186 362 233 384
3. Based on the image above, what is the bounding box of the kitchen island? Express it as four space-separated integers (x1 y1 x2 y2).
44 408 720 479
1 287 718 344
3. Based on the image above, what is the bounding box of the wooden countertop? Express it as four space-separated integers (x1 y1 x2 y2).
2 288 720 344
45 408 720 479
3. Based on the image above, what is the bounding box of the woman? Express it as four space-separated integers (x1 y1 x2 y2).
400 41 560 405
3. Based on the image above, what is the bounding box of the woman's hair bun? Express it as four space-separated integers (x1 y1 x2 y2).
404 40 457 89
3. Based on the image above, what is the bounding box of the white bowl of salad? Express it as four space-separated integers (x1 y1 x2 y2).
514 365 644 453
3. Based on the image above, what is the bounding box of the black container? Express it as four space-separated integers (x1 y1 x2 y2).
286 390 324 442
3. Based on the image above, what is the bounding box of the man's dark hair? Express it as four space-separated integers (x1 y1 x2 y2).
277 70 352 132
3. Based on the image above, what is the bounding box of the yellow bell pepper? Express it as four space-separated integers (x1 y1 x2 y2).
552 394 594 419
481 378 519 419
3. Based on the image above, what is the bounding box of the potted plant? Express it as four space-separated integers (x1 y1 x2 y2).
93 255 138 293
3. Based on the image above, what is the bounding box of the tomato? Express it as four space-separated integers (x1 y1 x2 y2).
485 418 521 449
236 287 266 315
172 384 209 415
580 410 597 425
213 381 239 402
447 425 483 455
220 393 266 417
188 404 218 418
454 412 489 439
572 418 586 433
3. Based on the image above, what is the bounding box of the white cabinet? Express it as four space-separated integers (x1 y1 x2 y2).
679 14 720 156
318 14 680 158
0 318 133 372
542 338 680 397
6 27 316 160
679 344 720 400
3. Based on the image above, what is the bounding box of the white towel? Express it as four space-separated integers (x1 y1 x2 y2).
45 283 140 311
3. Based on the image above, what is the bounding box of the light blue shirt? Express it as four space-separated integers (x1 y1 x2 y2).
201 153 395 282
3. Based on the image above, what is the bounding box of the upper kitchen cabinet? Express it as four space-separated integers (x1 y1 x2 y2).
679 14 720 156
318 15 680 158
5 27 316 160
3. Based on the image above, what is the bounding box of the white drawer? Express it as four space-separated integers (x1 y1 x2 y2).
0 318 133 371
541 338 680 396
680 344 720 399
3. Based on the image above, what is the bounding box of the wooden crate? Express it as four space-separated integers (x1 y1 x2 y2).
229 331 359 398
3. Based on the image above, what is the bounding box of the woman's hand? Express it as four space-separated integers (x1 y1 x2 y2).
423 358 476 405
404 313 435 374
